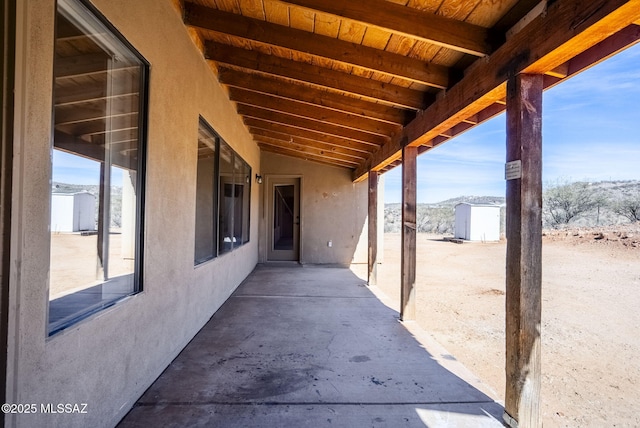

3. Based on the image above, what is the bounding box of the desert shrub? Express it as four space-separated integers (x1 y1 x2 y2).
543 180 598 228
613 192 640 222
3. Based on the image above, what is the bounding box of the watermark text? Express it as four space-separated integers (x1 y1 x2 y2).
1 403 88 414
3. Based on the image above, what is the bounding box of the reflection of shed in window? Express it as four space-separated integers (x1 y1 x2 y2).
218 141 251 254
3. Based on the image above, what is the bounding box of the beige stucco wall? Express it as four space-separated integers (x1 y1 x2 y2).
7 1 260 427
259 152 369 266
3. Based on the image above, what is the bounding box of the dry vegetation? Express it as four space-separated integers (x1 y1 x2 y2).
378 180 639 426
369 231 639 427
384 180 640 234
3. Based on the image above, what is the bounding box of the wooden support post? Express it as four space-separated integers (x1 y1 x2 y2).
504 73 543 428
367 170 378 286
400 145 417 321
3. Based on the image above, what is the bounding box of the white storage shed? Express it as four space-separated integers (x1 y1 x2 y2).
50 192 96 233
454 203 501 242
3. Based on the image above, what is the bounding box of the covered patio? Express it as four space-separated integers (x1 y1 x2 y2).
118 265 503 427
3 1 640 427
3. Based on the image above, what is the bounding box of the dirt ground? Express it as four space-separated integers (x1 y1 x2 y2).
50 232 134 299
369 230 639 427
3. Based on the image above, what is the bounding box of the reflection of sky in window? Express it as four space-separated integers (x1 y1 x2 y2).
53 149 124 187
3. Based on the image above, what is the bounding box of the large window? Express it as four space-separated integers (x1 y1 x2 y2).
194 123 218 264
194 119 250 264
49 0 148 335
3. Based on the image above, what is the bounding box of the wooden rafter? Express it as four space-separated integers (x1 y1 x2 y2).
551 24 640 86
54 130 135 168
55 53 137 80
209 44 428 110
55 53 109 78
237 104 388 146
254 135 366 163
173 0 640 172
229 87 401 137
55 111 137 128
259 143 357 169
55 101 137 126
55 84 138 107
492 0 546 34
57 115 138 137
278 0 491 56
353 0 640 181
185 2 450 88
217 69 411 125
244 119 378 153
250 128 371 158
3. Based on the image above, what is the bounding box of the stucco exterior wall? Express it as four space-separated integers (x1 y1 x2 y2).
7 1 260 427
259 152 368 266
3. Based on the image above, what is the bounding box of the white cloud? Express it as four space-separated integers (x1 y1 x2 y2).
383 44 640 204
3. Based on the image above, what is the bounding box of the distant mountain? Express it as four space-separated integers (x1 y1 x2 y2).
52 182 99 195
384 180 640 233
384 196 504 233
52 182 122 197
432 195 505 207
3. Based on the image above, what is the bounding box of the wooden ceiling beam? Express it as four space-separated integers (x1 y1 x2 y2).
56 17 82 39
562 24 640 80
55 99 138 125
55 111 137 127
237 104 389 146
54 54 137 80
244 118 377 153
228 87 401 137
279 0 491 56
250 128 370 158
55 53 109 79
353 0 640 181
255 135 366 163
217 69 411 125
259 144 355 169
55 84 138 106
54 131 135 169
56 114 138 137
492 0 545 34
209 44 427 110
185 2 450 88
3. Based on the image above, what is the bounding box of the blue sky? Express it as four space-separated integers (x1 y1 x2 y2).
53 150 124 187
384 42 640 203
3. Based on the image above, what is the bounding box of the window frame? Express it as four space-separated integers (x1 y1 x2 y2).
194 118 220 265
48 0 149 336
194 118 251 265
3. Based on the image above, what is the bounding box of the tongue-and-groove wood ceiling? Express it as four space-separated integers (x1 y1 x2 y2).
175 0 640 181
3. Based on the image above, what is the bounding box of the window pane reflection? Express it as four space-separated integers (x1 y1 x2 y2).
194 123 217 264
49 0 147 335
218 143 234 255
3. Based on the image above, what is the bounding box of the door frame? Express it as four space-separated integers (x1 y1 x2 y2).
1 0 16 423
264 175 302 262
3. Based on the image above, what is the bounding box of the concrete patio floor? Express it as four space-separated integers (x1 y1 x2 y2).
118 265 505 427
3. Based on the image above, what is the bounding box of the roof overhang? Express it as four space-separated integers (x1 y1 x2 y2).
171 0 640 179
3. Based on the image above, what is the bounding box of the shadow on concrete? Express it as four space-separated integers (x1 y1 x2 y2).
118 265 504 427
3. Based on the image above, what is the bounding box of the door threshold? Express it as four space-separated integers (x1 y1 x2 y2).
263 261 302 266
